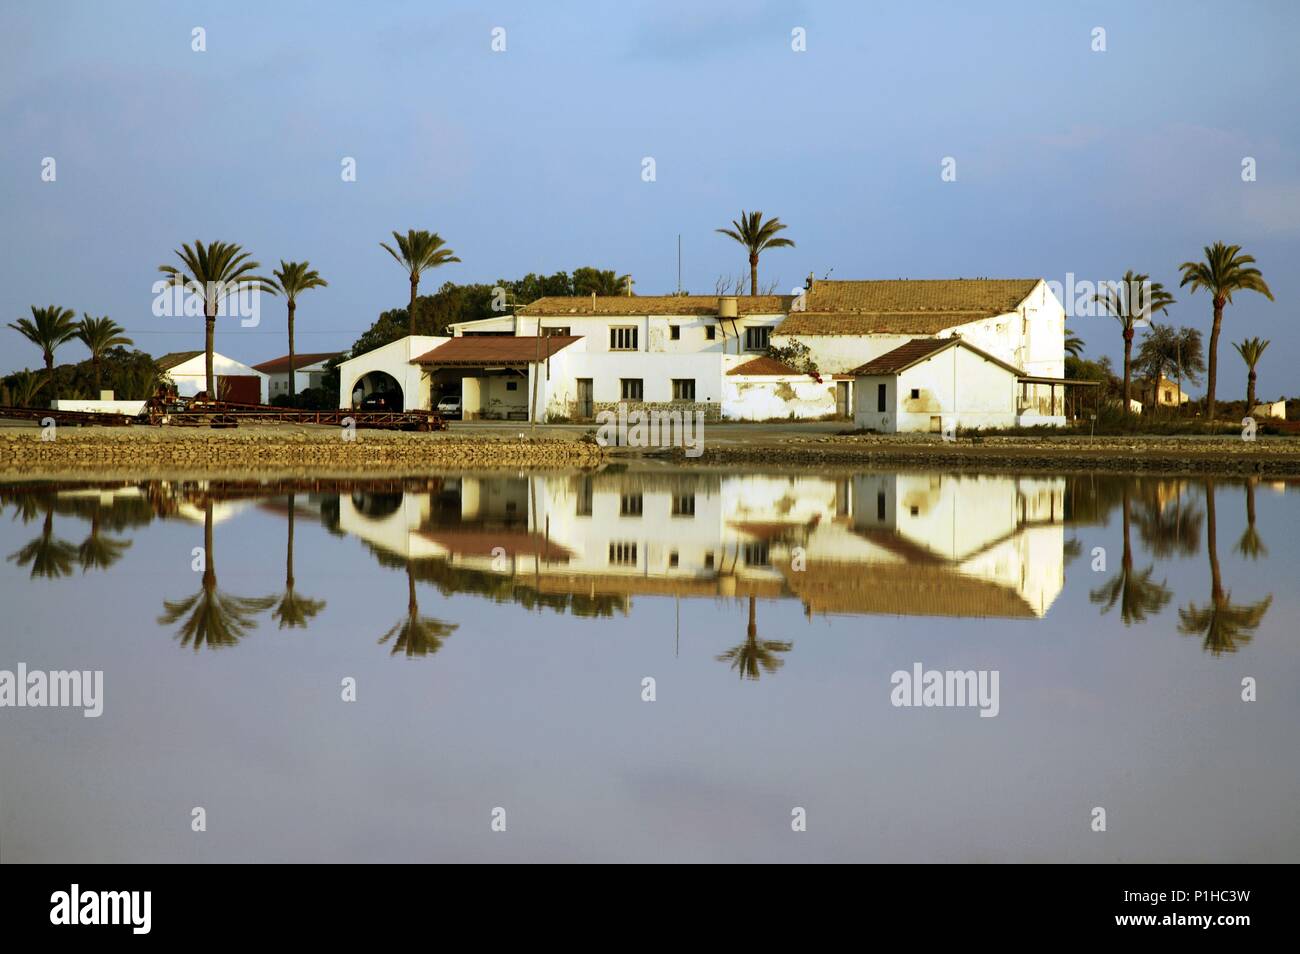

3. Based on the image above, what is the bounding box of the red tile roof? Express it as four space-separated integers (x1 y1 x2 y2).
850 337 1022 376
252 352 342 374
727 356 804 376
412 335 582 366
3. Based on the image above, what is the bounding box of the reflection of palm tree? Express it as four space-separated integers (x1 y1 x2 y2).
7 507 78 579
77 512 131 572
272 495 325 629
1233 478 1267 560
716 596 792 681
379 562 458 658
1090 486 1171 625
157 502 275 651
1178 480 1272 656
1133 484 1202 558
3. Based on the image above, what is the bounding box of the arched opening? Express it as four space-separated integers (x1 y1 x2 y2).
351 370 404 411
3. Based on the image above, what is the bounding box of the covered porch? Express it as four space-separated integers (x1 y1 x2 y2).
1016 375 1101 425
412 335 582 422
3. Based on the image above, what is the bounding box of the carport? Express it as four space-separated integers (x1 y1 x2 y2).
412 336 581 421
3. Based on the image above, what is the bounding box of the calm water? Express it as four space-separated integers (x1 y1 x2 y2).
1 468 1295 863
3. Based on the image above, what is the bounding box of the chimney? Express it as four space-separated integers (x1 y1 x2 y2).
591 291 596 311
805 272 816 291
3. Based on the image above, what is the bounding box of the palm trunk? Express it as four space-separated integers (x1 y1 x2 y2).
44 352 55 401
1121 486 1132 572
285 494 295 591
1206 300 1224 420
92 356 103 394
407 563 418 615
1244 479 1257 533
1205 480 1222 605
1246 369 1256 411
748 254 759 297
203 503 216 594
408 275 419 338
747 595 756 640
287 301 297 401
205 304 217 400
1122 326 1134 414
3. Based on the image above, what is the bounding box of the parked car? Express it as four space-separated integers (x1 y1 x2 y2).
358 391 401 411
436 395 463 419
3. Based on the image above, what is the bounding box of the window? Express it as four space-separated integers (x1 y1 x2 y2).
704 551 715 569
620 378 643 401
668 551 679 568
543 326 570 337
743 542 770 567
506 381 518 391
672 379 695 401
672 493 695 517
744 326 771 352
910 506 920 517
910 388 920 400
610 327 638 351
609 542 638 566
877 383 887 413
576 477 593 517
670 325 680 340
620 493 643 516
877 491 886 521
705 326 716 341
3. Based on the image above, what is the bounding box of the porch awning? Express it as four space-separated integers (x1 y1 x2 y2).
1016 375 1101 387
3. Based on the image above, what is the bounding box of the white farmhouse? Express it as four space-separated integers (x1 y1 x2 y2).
334 277 1073 424
156 350 268 404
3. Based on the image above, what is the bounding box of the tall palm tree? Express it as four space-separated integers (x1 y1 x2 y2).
272 494 326 629
1231 336 1270 411
379 562 458 658
158 501 275 650
1089 485 1172 625
1177 479 1272 655
75 315 133 394
1178 242 1273 420
379 230 460 338
268 262 328 400
158 241 275 399
1234 477 1267 560
715 211 795 296
1092 271 1174 414
716 595 792 681
7 504 78 579
8 305 79 400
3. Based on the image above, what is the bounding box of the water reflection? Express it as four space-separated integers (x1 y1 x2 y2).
0 470 1283 661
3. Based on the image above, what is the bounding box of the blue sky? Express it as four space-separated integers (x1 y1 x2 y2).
2 1 1297 397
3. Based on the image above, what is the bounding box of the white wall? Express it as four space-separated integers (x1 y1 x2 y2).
516 313 783 358
722 374 837 420
52 399 147 415
853 346 1018 432
774 333 915 376
337 336 444 409
166 354 269 403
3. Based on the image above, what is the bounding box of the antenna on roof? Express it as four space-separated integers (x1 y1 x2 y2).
677 234 682 295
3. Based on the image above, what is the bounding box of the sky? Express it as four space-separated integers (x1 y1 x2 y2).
2 1 1298 398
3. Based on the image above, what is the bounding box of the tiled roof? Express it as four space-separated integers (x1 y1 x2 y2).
412 335 581 366
782 560 1038 618
518 295 792 317
775 278 1039 335
727 356 804 376
850 337 1022 376
252 352 342 374
155 351 204 371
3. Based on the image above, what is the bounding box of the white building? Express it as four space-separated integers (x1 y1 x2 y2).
252 352 341 399
335 278 1070 424
156 350 268 404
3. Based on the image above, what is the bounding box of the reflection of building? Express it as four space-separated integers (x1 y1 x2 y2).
338 470 1065 620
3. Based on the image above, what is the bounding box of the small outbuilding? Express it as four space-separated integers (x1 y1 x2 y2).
156 350 268 404
851 337 1024 433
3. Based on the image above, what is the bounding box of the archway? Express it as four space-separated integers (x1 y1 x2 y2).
350 370 404 411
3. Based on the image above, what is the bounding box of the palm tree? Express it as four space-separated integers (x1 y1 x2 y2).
1064 326 1085 358
268 262 328 401
715 211 795 296
5 370 49 407
158 241 275 399
8 305 79 400
379 562 458 658
1089 485 1172 625
158 501 275 650
1177 479 1272 655
1092 272 1174 414
1234 478 1267 560
1231 336 1270 411
75 315 133 394
77 510 132 572
1178 242 1273 420
272 494 326 629
7 504 78 579
716 595 792 681
379 230 460 338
